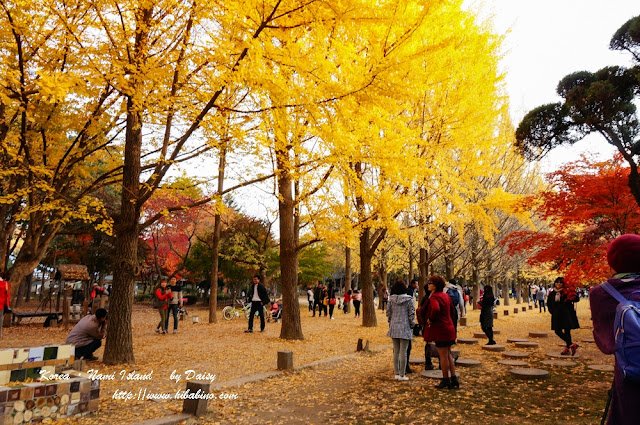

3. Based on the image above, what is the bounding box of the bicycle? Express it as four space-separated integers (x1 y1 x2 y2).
222 299 268 320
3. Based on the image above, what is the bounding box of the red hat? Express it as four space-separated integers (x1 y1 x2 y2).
607 234 640 273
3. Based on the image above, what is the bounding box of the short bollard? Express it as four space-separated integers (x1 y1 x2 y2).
277 351 294 371
357 338 364 351
493 312 498 320
503 310 509 316
514 308 518 314
459 317 468 326
182 380 210 416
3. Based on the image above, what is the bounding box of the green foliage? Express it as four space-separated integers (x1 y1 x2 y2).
610 15 640 62
298 243 335 287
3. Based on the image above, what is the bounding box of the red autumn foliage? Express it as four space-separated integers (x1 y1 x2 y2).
504 154 640 286
142 191 211 280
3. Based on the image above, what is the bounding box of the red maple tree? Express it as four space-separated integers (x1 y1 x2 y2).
504 154 640 286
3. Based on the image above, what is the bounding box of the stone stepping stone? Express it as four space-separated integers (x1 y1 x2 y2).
409 357 426 364
546 352 580 359
588 364 614 372
457 338 479 344
514 342 539 349
507 338 529 343
582 338 595 343
510 368 550 380
498 359 528 367
473 330 500 338
452 349 460 357
541 360 576 367
421 370 460 379
502 351 530 359
456 358 481 367
529 332 548 338
482 344 506 352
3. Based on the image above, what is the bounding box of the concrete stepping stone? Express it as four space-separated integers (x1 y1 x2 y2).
473 330 500 338
529 332 548 338
510 368 550 380
541 360 576 367
456 358 481 367
457 338 479 344
498 359 528 367
452 349 460 357
514 342 539 349
546 352 580 359
582 338 595 343
502 351 530 359
588 364 614 372
482 344 506 352
421 370 460 379
507 338 529 343
409 357 426 364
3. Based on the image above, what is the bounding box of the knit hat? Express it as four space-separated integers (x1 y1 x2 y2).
606 234 640 273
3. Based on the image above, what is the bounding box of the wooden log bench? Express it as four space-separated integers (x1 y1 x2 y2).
11 311 62 326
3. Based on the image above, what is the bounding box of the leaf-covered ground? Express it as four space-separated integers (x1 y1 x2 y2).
2 299 610 424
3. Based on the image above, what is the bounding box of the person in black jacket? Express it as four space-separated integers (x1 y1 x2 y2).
547 277 580 355
480 285 496 345
245 275 270 333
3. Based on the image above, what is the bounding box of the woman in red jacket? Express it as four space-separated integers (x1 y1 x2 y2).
154 279 172 334
422 275 458 389
0 273 10 340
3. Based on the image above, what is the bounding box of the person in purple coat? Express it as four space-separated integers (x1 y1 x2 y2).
590 234 640 425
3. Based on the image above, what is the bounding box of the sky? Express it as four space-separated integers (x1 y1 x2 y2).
479 0 639 170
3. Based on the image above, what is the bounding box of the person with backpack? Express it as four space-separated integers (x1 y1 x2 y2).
154 279 172 334
445 279 463 331
547 276 580 355
590 234 640 425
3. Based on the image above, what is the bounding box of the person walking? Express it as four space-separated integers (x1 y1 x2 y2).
327 283 337 319
165 276 183 334
343 289 351 314
381 286 388 311
420 275 458 389
590 234 640 425
312 282 323 317
352 289 362 318
536 285 547 312
154 279 172 334
480 285 497 345
245 275 270 333
547 277 580 355
387 279 415 381
307 286 314 313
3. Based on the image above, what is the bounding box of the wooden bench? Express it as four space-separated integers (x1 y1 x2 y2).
11 311 62 325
